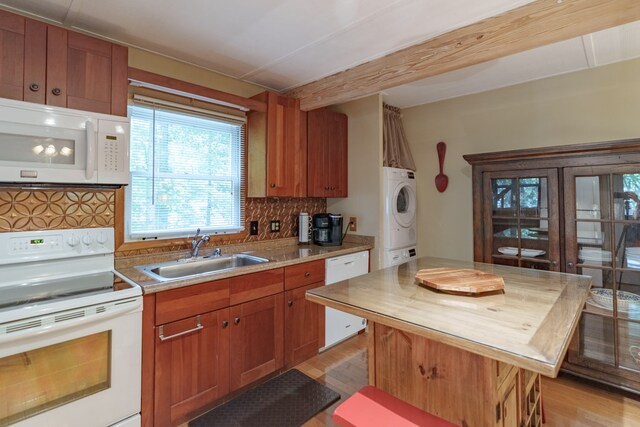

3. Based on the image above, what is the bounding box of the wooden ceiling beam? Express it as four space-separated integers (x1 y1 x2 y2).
287 0 640 111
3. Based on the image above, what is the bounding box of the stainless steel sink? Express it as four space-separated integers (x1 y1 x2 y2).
137 254 270 282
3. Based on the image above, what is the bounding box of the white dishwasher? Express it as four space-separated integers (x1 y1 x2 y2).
323 250 369 350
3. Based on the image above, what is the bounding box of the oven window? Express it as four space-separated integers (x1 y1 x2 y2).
0 331 111 425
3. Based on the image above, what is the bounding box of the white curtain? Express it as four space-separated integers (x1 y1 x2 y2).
383 103 416 171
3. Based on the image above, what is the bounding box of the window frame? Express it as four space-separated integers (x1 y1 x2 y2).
124 97 246 242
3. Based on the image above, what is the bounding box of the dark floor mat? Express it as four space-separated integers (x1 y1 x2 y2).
188 369 341 427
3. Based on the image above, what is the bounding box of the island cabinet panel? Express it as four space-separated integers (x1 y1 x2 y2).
0 9 127 115
371 323 530 427
464 139 640 393
307 108 348 197
154 309 230 427
229 293 284 391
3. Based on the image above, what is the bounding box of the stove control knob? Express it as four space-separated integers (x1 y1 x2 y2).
66 235 80 247
82 234 93 246
96 231 108 245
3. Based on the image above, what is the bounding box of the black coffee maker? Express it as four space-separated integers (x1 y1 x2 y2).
312 213 343 246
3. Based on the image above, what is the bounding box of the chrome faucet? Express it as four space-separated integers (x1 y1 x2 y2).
190 228 210 258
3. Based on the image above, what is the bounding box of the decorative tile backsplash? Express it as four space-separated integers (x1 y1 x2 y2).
0 189 115 231
0 187 326 256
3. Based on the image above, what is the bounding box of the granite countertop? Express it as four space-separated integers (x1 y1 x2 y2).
306 256 592 377
115 237 373 294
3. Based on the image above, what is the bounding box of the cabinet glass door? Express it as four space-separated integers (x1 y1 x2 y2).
483 169 560 271
565 167 640 381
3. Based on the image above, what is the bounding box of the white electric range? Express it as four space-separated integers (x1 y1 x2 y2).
0 227 142 427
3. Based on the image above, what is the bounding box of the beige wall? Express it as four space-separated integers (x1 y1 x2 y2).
128 47 264 97
329 95 384 270
402 58 640 261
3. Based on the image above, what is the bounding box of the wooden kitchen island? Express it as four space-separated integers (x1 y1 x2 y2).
306 257 592 427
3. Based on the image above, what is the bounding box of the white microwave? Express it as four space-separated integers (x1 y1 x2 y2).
0 98 129 185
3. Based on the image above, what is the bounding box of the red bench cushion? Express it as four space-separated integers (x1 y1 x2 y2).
333 386 457 427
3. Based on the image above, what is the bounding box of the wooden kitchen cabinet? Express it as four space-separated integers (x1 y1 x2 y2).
307 107 348 197
229 293 284 391
247 91 306 197
372 322 532 427
284 260 326 366
464 138 640 394
154 309 230 427
143 265 330 426
0 9 127 115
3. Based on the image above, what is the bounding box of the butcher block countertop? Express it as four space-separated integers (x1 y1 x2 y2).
115 238 372 294
306 256 592 377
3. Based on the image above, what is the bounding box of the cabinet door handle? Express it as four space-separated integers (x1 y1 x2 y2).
222 320 229 328
568 262 574 268
288 300 293 307
51 87 61 96
304 272 311 277
234 317 241 325
29 83 40 92
159 315 203 341
270 183 276 188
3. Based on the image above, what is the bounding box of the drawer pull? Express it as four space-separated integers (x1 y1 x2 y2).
159 315 203 341
234 317 241 325
51 87 61 96
304 272 311 277
29 83 40 92
222 320 229 328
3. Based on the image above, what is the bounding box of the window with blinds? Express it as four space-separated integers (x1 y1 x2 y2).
126 99 245 240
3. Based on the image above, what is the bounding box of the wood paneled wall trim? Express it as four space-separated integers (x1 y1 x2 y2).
287 0 640 110
128 67 267 112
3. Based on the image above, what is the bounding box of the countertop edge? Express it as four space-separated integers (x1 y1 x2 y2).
116 242 373 294
305 291 559 377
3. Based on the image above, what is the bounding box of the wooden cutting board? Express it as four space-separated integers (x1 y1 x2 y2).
415 268 505 295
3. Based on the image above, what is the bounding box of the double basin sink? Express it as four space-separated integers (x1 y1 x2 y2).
137 254 270 282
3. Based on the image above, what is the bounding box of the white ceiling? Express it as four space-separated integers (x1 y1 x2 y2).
1 0 640 108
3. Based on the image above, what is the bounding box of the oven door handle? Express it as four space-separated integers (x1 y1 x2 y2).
0 299 141 346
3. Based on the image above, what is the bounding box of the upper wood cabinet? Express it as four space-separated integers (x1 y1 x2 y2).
0 9 127 116
248 91 306 197
307 107 348 197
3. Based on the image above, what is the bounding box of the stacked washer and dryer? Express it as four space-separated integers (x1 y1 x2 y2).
382 167 418 267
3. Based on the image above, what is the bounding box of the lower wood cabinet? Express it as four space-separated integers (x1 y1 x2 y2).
284 282 325 366
144 261 327 427
229 294 284 391
154 309 230 427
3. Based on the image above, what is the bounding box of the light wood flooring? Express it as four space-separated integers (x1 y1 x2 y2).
296 332 640 427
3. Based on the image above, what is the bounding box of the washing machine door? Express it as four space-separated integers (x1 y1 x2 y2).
392 182 416 227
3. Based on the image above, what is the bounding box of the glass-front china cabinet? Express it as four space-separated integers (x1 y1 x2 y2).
464 140 640 393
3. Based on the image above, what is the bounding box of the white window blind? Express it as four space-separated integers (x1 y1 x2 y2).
126 99 245 240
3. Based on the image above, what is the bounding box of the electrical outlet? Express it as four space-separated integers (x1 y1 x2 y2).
250 221 258 235
270 220 280 232
349 217 357 232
